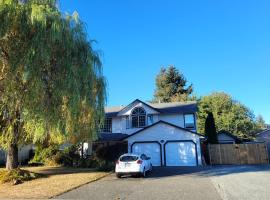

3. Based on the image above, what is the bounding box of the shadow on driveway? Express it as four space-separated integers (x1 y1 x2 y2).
147 165 270 179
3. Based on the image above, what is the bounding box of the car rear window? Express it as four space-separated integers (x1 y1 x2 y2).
120 156 138 162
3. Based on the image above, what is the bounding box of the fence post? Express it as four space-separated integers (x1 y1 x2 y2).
208 144 212 165
218 144 222 165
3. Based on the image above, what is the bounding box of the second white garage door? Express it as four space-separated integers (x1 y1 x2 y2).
132 142 161 166
165 141 197 166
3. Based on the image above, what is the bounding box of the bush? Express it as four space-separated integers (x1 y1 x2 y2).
92 143 127 171
30 145 81 167
94 143 127 162
29 143 121 170
0 168 45 185
30 145 59 165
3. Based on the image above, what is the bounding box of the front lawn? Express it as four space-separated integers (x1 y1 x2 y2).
0 166 110 199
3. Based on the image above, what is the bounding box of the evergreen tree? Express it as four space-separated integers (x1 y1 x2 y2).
0 0 106 170
153 66 193 103
205 112 218 144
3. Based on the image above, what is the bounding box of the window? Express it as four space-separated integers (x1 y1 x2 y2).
120 155 138 162
131 107 146 128
126 116 130 129
184 114 195 129
101 118 112 133
148 115 154 125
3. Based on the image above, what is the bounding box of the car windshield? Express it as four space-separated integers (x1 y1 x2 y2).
120 155 138 162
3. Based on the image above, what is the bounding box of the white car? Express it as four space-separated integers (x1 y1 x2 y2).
115 153 153 178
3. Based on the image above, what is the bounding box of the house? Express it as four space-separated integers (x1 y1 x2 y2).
217 130 242 144
256 129 270 155
99 99 204 167
0 144 33 165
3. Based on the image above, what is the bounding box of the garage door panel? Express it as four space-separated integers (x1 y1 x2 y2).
165 141 197 166
132 142 161 166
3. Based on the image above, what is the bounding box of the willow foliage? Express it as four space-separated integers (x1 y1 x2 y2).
0 0 106 149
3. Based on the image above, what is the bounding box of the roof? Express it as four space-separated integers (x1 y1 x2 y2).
218 130 242 143
149 101 197 114
256 129 270 137
105 106 125 117
98 133 128 141
105 99 197 117
121 120 204 140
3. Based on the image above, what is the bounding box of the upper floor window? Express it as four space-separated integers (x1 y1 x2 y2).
184 114 195 129
131 107 146 128
101 117 112 133
126 116 130 129
148 115 154 125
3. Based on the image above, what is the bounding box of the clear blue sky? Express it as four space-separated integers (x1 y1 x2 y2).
60 0 270 123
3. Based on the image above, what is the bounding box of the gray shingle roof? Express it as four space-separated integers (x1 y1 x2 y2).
105 100 197 117
98 133 128 141
256 129 270 137
149 101 197 114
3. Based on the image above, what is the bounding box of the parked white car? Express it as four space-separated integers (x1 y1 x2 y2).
115 153 153 178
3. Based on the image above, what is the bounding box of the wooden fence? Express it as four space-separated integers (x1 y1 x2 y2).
208 143 269 165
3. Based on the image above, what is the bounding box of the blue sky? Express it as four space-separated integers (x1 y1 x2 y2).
60 0 270 123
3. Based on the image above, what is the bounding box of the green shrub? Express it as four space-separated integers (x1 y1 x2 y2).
92 143 127 171
30 145 81 167
29 144 116 169
94 143 127 162
30 145 59 164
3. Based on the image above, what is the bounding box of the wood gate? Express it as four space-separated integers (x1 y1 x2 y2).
208 143 269 165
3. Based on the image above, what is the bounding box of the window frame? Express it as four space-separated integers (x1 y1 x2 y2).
101 117 112 133
126 116 130 129
184 113 196 129
131 107 146 128
147 114 154 125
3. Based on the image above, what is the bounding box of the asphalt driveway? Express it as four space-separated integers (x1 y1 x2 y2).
56 167 221 200
56 165 270 200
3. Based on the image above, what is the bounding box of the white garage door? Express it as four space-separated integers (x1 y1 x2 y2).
165 141 197 166
132 142 161 166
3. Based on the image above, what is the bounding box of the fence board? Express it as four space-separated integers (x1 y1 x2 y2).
209 143 269 165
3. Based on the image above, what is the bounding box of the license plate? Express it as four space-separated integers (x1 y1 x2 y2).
125 163 131 167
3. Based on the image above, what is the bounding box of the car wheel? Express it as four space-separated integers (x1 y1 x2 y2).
142 168 146 178
116 173 121 178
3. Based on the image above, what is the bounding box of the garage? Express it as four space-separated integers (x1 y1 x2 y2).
124 121 203 166
164 141 197 166
131 142 161 166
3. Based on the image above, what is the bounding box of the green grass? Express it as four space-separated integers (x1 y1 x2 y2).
0 168 45 184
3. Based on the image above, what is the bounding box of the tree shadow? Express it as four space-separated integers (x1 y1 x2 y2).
26 167 98 176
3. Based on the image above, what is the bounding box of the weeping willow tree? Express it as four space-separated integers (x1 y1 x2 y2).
0 0 106 170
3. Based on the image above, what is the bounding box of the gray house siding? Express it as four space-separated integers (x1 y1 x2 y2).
256 130 270 156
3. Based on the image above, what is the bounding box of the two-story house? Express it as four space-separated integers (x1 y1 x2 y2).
100 99 204 167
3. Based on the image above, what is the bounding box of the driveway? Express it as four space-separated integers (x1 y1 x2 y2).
56 165 270 200
56 167 220 200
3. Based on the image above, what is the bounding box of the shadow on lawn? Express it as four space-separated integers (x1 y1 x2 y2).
27 167 97 176
147 165 270 179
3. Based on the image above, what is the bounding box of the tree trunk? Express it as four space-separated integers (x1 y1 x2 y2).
6 143 19 170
